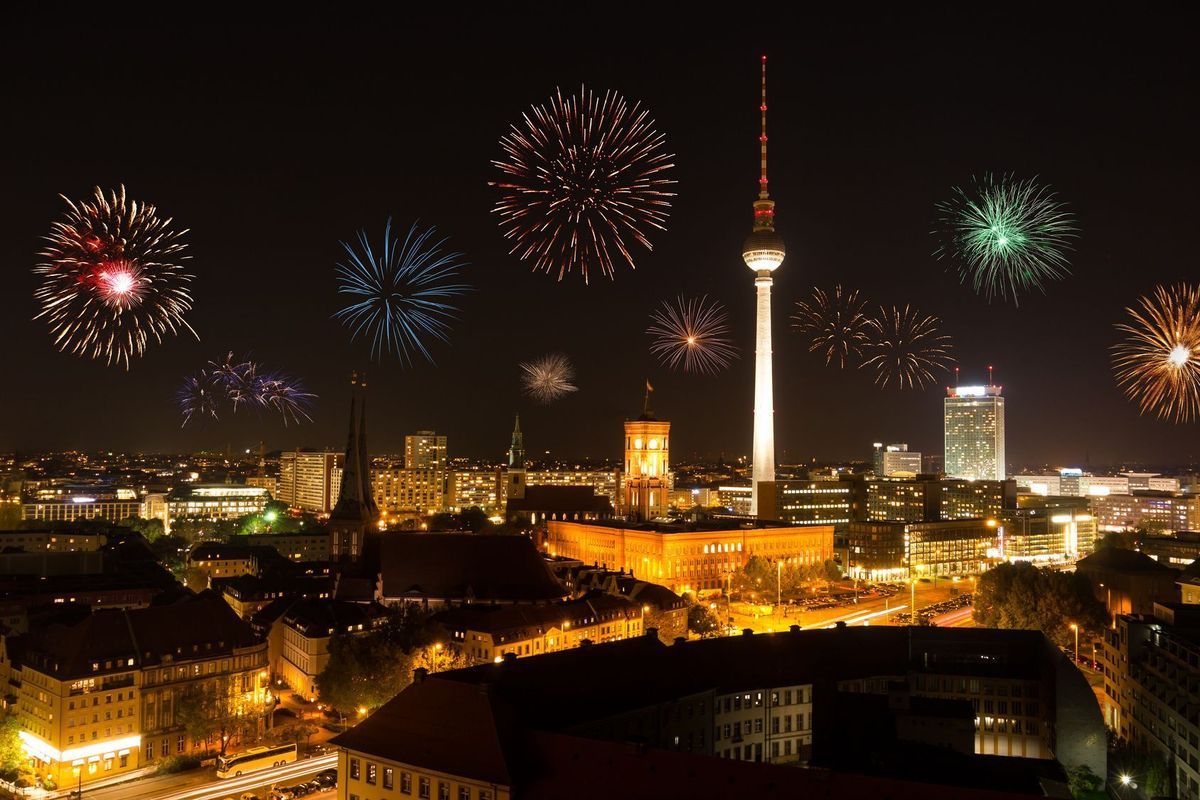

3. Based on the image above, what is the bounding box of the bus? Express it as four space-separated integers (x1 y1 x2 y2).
216 744 298 778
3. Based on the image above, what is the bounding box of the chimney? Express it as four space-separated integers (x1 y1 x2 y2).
413 667 428 684
789 625 801 633
502 652 517 664
742 628 754 637
644 627 658 639
674 637 687 646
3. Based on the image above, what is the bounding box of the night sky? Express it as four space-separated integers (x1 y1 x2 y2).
3 9 1197 467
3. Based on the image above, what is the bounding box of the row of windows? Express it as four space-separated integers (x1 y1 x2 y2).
348 759 493 800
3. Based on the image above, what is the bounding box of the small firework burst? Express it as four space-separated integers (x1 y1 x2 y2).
1112 283 1200 423
519 353 578 404
34 185 196 368
861 305 956 389
791 285 870 368
334 219 470 365
492 85 676 283
935 174 1077 304
646 295 738 374
179 354 315 426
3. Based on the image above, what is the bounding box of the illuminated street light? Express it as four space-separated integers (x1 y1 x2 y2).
1069 622 1079 664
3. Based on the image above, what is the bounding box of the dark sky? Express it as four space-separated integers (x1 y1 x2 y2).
2 8 1197 467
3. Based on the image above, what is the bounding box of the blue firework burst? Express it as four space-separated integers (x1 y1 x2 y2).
333 219 470 364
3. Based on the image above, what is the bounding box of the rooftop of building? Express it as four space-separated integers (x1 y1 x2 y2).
13 591 260 678
367 533 566 602
505 485 613 514
433 593 639 640
547 517 807 533
1077 547 1179 574
282 598 388 637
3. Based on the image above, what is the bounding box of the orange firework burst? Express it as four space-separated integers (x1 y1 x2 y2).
1112 283 1200 423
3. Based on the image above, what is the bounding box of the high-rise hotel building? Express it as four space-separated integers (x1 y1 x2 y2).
278 450 342 514
944 384 1005 481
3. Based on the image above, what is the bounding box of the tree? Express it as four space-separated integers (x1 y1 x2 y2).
119 516 165 541
1066 764 1102 798
687 604 719 638
0 714 27 781
821 559 843 588
270 721 318 754
150 534 190 573
0 500 21 531
973 562 1106 646
183 566 209 592
1095 531 1134 551
176 674 269 756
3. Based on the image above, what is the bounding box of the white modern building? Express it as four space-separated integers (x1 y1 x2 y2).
943 384 1005 481
872 443 923 477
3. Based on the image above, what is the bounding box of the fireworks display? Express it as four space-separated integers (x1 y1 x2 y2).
492 85 676 283
179 353 314 426
520 353 578 404
791 285 870 368
34 186 196 368
646 295 738 374
334 219 469 364
935 174 1077 304
860 305 955 389
1112 283 1200 423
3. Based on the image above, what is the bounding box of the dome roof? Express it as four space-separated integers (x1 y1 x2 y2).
742 229 786 257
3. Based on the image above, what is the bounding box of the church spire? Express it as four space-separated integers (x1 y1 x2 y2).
508 414 525 468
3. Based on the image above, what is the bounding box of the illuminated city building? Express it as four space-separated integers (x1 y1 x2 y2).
717 485 753 516
1075 548 1179 617
438 594 643 663
245 474 278 496
622 387 671 521
371 467 445 517
9 594 269 788
847 519 997 580
997 505 1096 563
1137 531 1200 568
756 480 854 528
545 519 834 595
524 469 622 508
447 468 503 513
267 600 389 702
872 443 922 477
861 478 1014 523
244 531 331 562
21 498 143 525
743 57 784 517
405 431 447 471
943 383 1006 481
278 450 342 514
1089 492 1200 534
1014 470 1131 497
164 484 270 528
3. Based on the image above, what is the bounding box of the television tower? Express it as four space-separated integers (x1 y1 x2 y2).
742 55 786 517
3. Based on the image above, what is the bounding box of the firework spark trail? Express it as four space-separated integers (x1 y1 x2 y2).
34 186 196 368
791 285 870 368
1112 283 1200 423
647 295 738 374
861 305 956 390
934 174 1076 305
179 355 315 427
520 353 578 404
334 219 469 365
492 86 676 283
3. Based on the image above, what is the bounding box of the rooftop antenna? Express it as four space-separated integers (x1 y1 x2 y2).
954 366 960 388
988 364 994 387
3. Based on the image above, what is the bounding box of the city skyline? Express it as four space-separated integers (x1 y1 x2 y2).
2 10 1197 466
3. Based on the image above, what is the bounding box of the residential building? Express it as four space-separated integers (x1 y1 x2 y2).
1090 492 1200 534
244 531 330 563
404 431 447 471
372 467 445 516
0 530 106 553
278 450 342 514
447 469 503 513
756 480 854 528
11 593 270 788
943 384 1005 481
525 469 622 509
505 485 613 526
436 594 643 663
271 600 388 701
1139 531 1200 568
545 519 834 596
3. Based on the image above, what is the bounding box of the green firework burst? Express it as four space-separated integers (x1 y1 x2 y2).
934 174 1077 305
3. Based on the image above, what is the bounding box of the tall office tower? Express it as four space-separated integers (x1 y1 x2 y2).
944 381 1006 481
330 375 380 561
278 449 343 513
742 55 786 517
623 384 670 521
405 431 447 470
871 443 923 477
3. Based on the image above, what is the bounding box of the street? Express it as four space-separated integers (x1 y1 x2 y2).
720 580 976 634
77 754 336 800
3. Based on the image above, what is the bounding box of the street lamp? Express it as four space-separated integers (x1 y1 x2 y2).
1069 622 1079 664
776 560 782 608
72 764 82 800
